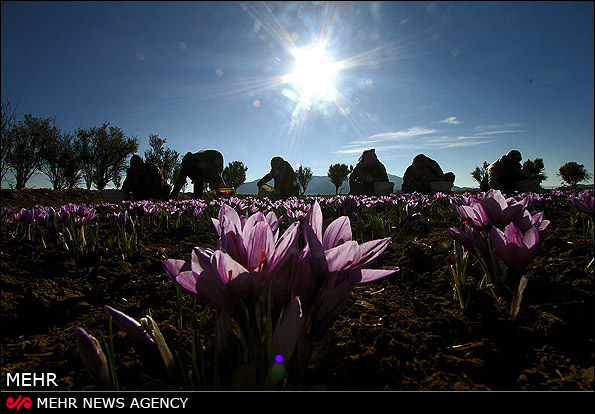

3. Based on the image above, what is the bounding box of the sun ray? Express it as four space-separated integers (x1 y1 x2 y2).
240 2 296 52
201 74 288 104
232 1 399 156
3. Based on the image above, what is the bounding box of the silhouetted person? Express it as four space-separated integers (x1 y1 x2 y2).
401 154 455 194
481 150 528 193
257 156 299 197
121 155 171 200
349 149 389 196
171 150 226 199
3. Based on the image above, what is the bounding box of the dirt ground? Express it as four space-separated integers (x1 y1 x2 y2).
1 188 593 391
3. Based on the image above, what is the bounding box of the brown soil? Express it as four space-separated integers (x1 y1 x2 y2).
1 189 593 391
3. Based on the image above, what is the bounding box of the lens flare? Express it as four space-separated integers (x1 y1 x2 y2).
283 41 343 105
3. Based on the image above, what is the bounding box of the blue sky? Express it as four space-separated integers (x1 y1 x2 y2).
2 1 593 189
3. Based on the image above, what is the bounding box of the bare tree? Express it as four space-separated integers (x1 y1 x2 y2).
295 165 313 195
75 129 95 190
328 163 352 195
143 134 181 187
1 98 19 184
41 131 81 189
471 161 489 186
61 132 83 189
76 123 139 190
8 114 58 189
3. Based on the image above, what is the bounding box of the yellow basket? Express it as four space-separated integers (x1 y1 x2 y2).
258 184 274 197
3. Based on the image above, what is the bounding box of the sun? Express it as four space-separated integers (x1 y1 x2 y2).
283 41 343 105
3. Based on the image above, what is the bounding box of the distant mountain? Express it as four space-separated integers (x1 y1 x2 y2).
236 174 404 195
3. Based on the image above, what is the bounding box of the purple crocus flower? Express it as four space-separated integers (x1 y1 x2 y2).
212 205 283 242
270 296 303 368
104 307 176 379
114 211 130 227
1 207 15 223
164 201 398 367
192 207 204 218
74 215 89 229
75 327 110 389
13 208 35 224
481 190 525 229
571 191 594 217
211 205 296 276
300 201 399 326
34 208 50 226
75 205 98 222
165 247 260 311
452 199 490 229
448 224 488 256
58 207 71 223
515 210 550 233
404 200 422 219
489 222 539 275
163 205 301 312
142 203 160 218
452 190 525 230
303 201 397 283
104 306 155 348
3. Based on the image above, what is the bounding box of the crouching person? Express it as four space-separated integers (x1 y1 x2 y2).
257 156 300 198
481 150 541 194
349 149 390 196
122 155 171 201
401 154 455 194
170 150 227 199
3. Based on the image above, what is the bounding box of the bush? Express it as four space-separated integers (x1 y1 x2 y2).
558 162 592 187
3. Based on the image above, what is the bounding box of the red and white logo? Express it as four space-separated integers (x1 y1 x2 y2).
5 396 32 411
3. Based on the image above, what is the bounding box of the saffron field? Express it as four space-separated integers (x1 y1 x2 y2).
1 188 593 391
